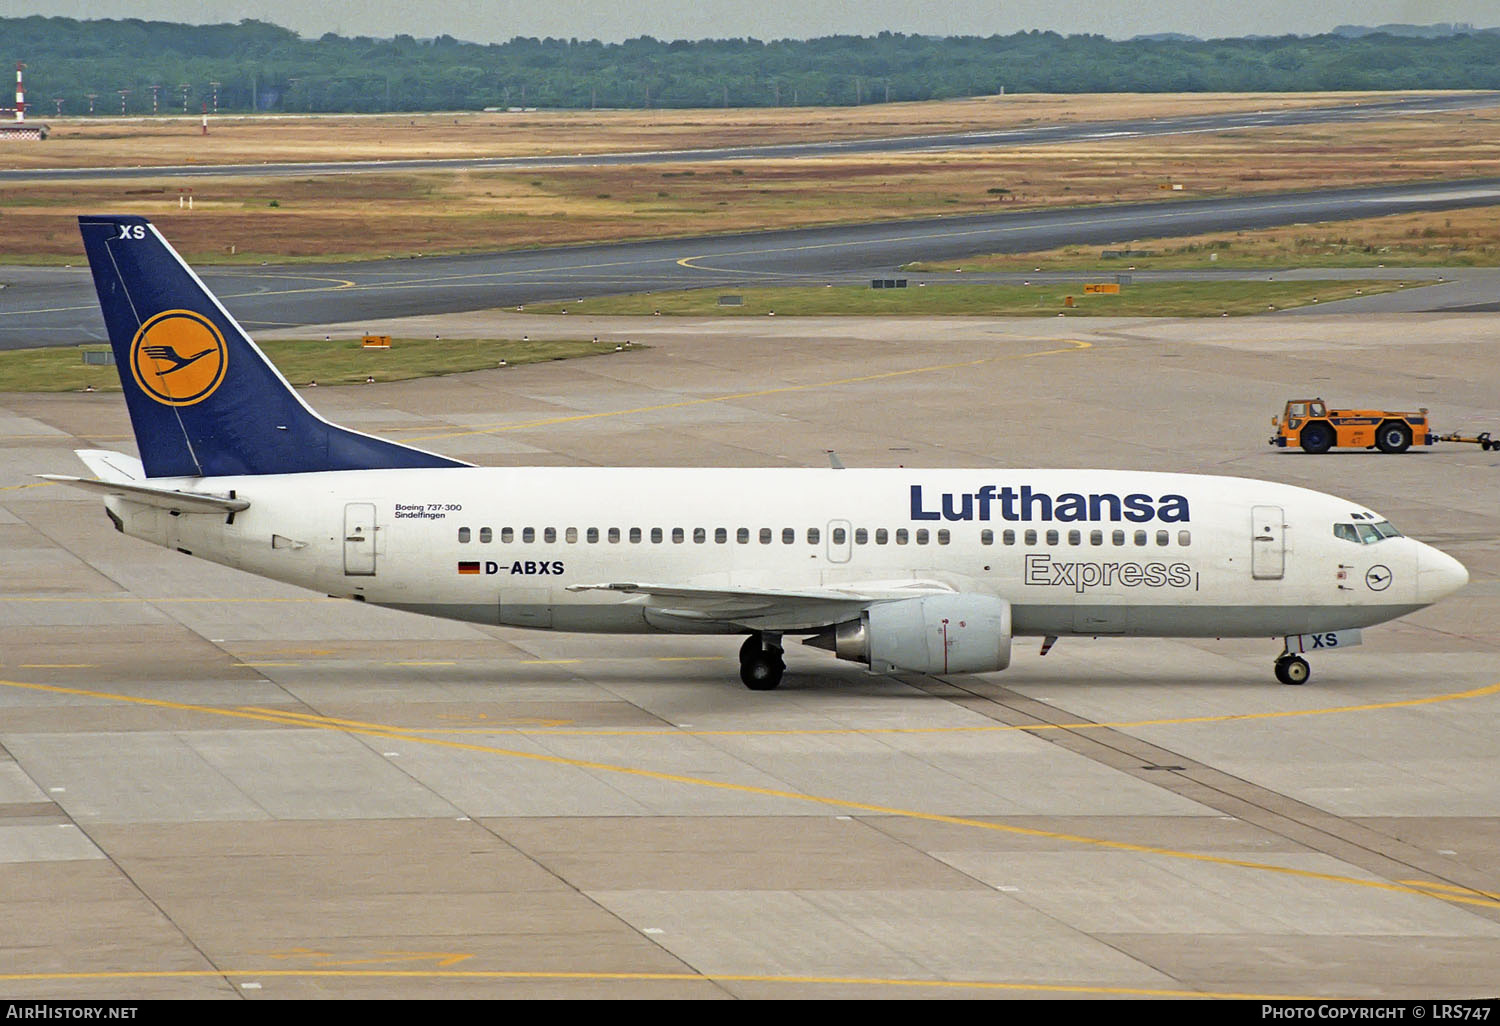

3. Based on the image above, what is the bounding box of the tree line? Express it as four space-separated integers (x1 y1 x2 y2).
5 16 1500 116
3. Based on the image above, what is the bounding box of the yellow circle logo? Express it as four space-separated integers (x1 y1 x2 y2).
129 310 228 406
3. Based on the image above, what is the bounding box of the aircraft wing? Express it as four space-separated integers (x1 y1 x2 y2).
568 579 955 631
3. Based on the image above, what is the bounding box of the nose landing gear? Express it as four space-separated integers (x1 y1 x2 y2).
1274 652 1310 685
739 632 785 690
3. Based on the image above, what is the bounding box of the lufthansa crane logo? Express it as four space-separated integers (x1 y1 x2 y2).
1365 565 1393 591
129 310 228 407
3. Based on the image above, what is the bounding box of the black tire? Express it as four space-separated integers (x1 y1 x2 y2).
1275 655 1310 686
1299 422 1334 455
738 633 785 690
740 652 785 691
1375 421 1412 454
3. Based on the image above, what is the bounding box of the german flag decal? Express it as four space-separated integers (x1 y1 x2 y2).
457 561 481 575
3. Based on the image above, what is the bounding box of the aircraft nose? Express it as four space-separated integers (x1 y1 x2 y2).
1417 544 1469 604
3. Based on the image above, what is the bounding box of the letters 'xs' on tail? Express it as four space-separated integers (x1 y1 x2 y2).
77 215 467 478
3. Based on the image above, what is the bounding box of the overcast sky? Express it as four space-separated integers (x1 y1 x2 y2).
1 1 1495 44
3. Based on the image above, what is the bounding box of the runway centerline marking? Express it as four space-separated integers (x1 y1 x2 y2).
3 675 1496 912
0 274 359 319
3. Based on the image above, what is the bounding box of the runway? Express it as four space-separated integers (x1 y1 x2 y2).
5 92 1495 184
2 311 1496 998
7 176 1500 349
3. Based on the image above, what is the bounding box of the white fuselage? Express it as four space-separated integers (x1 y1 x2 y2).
103 467 1465 641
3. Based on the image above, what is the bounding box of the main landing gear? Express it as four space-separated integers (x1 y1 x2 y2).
1274 652 1311 686
739 632 785 691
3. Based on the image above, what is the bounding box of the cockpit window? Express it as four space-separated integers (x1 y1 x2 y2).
1335 520 1403 544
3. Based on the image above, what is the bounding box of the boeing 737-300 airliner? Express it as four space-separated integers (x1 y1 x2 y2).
46 215 1469 689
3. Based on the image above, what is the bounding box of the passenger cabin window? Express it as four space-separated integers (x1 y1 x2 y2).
738 528 750 544
479 527 492 543
458 527 470 543
694 528 706 544
831 527 845 545
1003 529 1015 546
544 527 556 543
501 527 514 543
565 527 578 544
854 528 867 545
1156 530 1169 546
937 529 949 545
876 529 888 545
629 528 642 543
808 527 821 545
715 528 727 544
522 527 535 543
782 528 795 544
981 529 994 546
1024 530 1037 546
1178 530 1191 546
1046 530 1059 545
896 529 909 545
587 527 599 543
672 528 684 544
1068 530 1081 546
760 528 773 544
608 528 620 543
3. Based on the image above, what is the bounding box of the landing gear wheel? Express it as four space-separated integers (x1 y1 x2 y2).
740 651 786 691
738 634 786 691
1375 422 1412 454
1274 654 1310 686
1299 422 1334 455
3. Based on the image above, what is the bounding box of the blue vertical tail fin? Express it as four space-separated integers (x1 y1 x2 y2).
78 215 468 478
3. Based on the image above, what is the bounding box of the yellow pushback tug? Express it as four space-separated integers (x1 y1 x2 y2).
1270 399 1496 453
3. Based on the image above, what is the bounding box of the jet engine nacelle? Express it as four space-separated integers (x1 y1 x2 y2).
818 594 1012 675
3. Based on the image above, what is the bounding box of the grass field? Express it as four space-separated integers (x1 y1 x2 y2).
520 280 1415 317
0 337 630 393
2 92 1498 264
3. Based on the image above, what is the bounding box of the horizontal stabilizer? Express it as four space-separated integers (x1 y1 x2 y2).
74 449 145 483
38 474 249 514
